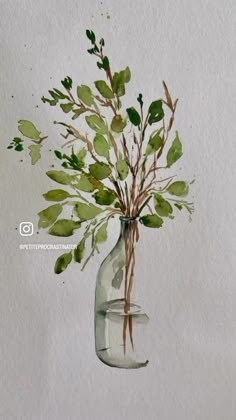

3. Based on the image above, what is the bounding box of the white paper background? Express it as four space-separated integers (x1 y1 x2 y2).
1 1 236 419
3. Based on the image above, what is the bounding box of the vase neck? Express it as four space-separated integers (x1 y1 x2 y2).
119 216 138 237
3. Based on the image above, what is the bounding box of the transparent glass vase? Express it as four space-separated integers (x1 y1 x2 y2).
95 216 149 369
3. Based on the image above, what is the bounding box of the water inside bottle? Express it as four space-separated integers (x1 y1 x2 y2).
95 298 149 368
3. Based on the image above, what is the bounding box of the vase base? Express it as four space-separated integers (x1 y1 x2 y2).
96 350 149 369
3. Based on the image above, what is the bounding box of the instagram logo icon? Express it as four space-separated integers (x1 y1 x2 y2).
19 222 34 236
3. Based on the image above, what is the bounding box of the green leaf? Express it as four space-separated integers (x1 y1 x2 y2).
48 219 81 236
61 76 72 90
54 252 72 274
46 170 74 185
95 80 114 99
86 29 96 44
28 144 41 165
140 214 163 228
77 85 94 106
15 144 24 152
148 100 164 125
74 238 86 263
93 189 117 205
18 120 41 140
116 158 129 180
93 134 110 159
166 132 183 167
102 56 109 71
54 150 62 159
111 115 126 133
85 115 107 134
43 189 70 201
167 181 189 197
95 221 108 244
75 174 96 192
112 66 131 97
89 162 111 180
145 131 164 156
154 193 173 217
114 201 121 209
74 203 103 221
38 204 63 228
60 103 73 113
126 107 141 126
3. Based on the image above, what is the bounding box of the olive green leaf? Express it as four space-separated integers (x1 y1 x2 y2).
95 80 114 99
112 66 131 97
18 120 41 140
154 193 173 217
74 203 103 221
54 252 72 274
148 100 164 125
97 56 109 71
111 115 126 133
43 189 71 201
74 238 86 263
89 162 111 180
78 147 87 160
38 204 63 228
46 170 74 185
112 75 125 96
145 131 164 156
60 103 73 113
116 158 129 180
95 221 108 244
77 174 103 192
93 134 110 159
167 181 189 197
122 66 131 82
93 189 117 205
126 107 141 126
48 219 81 236
85 115 107 134
166 132 183 167
77 85 94 106
53 88 69 99
41 88 70 106
72 108 86 120
140 214 163 228
28 144 42 165
75 174 96 192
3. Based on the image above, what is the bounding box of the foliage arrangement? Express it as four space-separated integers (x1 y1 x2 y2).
8 29 194 276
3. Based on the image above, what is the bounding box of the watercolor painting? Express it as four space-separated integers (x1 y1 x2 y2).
8 29 194 369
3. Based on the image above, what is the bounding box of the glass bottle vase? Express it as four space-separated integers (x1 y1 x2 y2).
95 216 149 369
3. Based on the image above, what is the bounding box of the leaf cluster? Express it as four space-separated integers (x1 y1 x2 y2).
8 29 194 274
